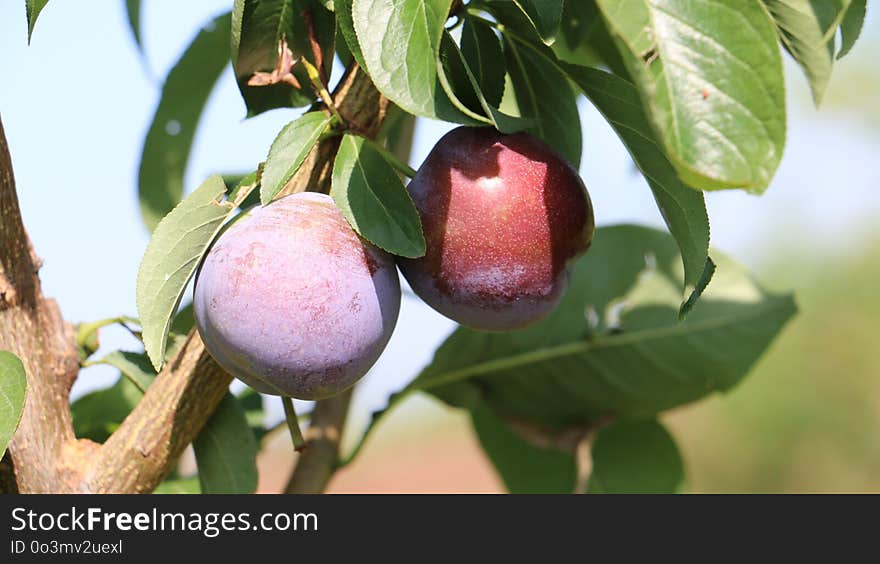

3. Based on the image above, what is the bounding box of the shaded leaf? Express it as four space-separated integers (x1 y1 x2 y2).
596 0 786 192
415 225 796 427
71 377 142 443
380 105 417 172
511 0 564 44
562 63 711 310
837 0 866 58
137 175 253 371
554 0 629 77
238 388 267 441
0 351 27 457
231 0 334 116
331 134 425 258
154 476 201 494
503 35 582 167
25 0 49 43
261 111 334 204
460 18 506 108
439 32 529 132
472 404 577 493
352 0 480 124
91 351 156 393
138 12 232 231
587 419 684 493
170 302 195 336
763 0 843 105
193 394 259 493
125 0 143 51
334 0 366 68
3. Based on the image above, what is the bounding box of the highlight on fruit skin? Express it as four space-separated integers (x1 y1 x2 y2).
398 126 595 332
193 192 401 400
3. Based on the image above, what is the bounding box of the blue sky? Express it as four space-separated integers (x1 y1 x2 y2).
1 1 878 430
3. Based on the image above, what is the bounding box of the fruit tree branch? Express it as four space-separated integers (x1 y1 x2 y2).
283 64 389 493
0 62 388 493
0 115 83 493
95 63 388 494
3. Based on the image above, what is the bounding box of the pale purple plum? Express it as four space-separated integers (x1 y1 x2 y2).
398 127 594 331
193 192 400 400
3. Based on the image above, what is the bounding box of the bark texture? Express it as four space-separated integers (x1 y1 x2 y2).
0 63 388 493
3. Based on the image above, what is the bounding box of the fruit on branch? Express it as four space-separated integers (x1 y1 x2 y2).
193 192 400 400
398 127 594 331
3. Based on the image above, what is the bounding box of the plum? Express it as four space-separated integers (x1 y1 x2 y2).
398 127 594 331
193 192 400 400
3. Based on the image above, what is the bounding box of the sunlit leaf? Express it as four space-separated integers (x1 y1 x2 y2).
596 0 786 192
0 352 27 457
193 394 259 493
331 134 425 258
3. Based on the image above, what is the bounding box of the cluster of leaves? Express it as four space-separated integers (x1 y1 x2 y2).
14 0 866 493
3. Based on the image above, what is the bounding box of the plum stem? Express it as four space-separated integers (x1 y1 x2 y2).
282 396 307 452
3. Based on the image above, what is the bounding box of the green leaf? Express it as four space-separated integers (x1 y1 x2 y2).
0 351 27 457
562 63 711 311
170 302 195 336
231 0 334 116
229 170 262 210
335 0 366 68
193 394 259 493
71 377 142 443
471 404 577 493
503 35 582 167
837 0 866 58
331 134 426 258
125 0 143 51
763 0 844 105
439 32 529 133
460 18 507 108
137 175 253 371
138 12 232 231
261 111 334 205
587 419 684 493
510 0 565 44
380 105 417 171
237 388 267 441
414 224 796 427
554 0 629 77
154 476 201 494
596 0 786 193
25 0 49 43
90 351 156 393
352 0 480 124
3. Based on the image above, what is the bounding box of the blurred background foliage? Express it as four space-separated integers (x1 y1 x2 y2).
1 1 877 492
273 237 880 493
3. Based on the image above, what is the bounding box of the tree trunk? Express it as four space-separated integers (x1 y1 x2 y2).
0 63 388 493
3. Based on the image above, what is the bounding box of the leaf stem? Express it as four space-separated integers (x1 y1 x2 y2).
302 59 345 125
282 396 307 452
366 138 418 178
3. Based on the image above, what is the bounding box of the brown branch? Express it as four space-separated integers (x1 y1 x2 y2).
282 64 389 493
0 62 388 494
91 64 387 493
284 388 352 493
0 116 83 493
84 333 231 492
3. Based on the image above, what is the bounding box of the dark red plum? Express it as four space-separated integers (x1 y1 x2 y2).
398 127 594 331
193 192 400 400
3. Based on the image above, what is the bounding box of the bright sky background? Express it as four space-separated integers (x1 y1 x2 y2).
1 1 878 431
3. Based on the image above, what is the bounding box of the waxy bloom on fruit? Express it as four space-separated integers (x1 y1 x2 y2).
194 192 400 400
